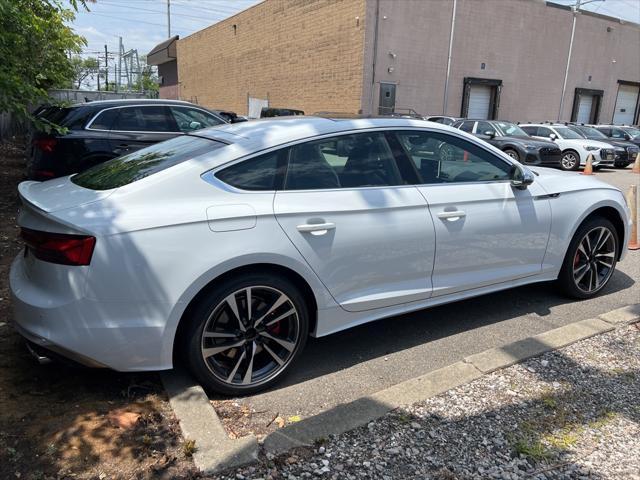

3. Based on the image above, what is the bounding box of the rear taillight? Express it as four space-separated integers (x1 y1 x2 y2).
20 228 96 266
33 137 58 153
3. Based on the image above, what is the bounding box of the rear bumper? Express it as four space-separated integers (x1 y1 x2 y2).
10 255 173 371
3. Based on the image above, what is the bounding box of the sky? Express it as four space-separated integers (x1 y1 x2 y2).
69 0 639 88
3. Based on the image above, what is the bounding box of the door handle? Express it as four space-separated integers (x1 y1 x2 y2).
296 222 336 233
437 210 466 221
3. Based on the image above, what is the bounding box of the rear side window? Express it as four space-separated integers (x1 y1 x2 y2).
72 136 225 190
216 150 285 190
111 106 177 132
520 126 538 136
89 108 119 130
459 121 475 133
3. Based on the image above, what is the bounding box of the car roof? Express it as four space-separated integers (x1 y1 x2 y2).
194 115 443 149
70 98 199 108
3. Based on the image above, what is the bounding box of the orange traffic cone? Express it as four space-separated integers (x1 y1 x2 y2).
631 151 640 174
628 184 639 250
582 153 594 175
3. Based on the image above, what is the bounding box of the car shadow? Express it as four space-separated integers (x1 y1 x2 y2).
226 268 636 395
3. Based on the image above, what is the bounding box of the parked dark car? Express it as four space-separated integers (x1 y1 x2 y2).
28 99 228 180
593 125 640 150
260 107 305 118
209 109 248 123
567 124 638 168
451 119 562 167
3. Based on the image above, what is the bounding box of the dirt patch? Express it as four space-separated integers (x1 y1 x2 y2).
0 142 197 480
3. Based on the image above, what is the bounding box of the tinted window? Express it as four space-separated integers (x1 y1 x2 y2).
520 126 538 136
459 121 475 132
395 130 512 184
112 106 176 132
72 136 224 190
537 127 554 138
170 107 224 132
216 150 284 191
284 132 403 190
476 121 497 135
89 108 119 130
610 128 627 139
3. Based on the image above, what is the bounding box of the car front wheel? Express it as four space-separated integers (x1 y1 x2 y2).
560 151 580 171
182 273 309 395
504 149 520 161
558 217 618 299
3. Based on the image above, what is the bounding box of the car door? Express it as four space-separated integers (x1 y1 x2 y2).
394 129 551 297
273 131 436 312
475 121 501 147
108 105 180 156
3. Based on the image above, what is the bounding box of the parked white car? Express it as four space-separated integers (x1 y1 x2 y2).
520 123 616 171
11 117 630 395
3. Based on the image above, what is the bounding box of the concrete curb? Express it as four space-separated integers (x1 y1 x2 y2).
161 370 259 474
163 303 639 474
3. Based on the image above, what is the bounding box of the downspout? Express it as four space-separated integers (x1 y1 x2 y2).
443 0 457 115
558 5 578 121
370 0 380 115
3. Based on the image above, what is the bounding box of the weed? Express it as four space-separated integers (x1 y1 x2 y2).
183 439 197 457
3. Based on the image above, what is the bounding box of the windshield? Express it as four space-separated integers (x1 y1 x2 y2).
576 126 607 139
495 122 528 137
555 127 583 139
72 135 226 190
622 126 640 137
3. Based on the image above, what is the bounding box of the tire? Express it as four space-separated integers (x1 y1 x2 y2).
503 149 520 161
560 150 580 171
182 273 309 395
557 217 618 299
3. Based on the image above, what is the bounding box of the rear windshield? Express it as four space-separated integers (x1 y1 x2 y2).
72 135 226 190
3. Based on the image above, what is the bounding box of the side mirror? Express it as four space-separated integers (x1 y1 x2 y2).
511 166 535 190
549 133 557 141
189 121 202 130
483 130 496 139
624 133 631 140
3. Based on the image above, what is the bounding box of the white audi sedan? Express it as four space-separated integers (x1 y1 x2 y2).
10 117 631 395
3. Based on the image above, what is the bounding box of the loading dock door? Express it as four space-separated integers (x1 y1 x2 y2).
467 85 492 119
576 95 594 124
613 84 639 125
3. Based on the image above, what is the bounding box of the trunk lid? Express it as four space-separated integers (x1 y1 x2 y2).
18 177 115 213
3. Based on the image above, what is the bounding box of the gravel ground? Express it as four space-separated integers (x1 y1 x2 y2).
211 323 640 480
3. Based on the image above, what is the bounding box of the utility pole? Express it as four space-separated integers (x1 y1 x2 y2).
117 36 123 92
558 0 604 121
167 0 171 38
443 0 457 115
104 44 109 91
97 55 101 91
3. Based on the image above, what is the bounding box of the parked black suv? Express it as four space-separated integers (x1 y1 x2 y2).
451 119 562 167
28 99 227 180
567 124 638 168
593 125 640 149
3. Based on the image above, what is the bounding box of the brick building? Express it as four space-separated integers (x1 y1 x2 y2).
151 0 640 124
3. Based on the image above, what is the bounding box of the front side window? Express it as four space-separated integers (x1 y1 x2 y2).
395 130 513 184
72 136 225 190
216 150 285 191
459 121 475 133
554 127 583 139
284 132 404 190
170 107 224 132
611 127 629 139
495 122 528 137
576 126 606 139
112 106 177 132
537 127 555 138
476 121 497 136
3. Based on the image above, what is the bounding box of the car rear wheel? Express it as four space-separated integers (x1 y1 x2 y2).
182 273 309 395
504 149 520 161
560 151 580 171
557 217 618 299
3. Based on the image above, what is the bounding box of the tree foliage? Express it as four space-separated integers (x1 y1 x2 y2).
0 0 88 122
70 56 99 89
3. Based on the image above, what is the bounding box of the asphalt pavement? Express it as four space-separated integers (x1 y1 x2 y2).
215 168 639 426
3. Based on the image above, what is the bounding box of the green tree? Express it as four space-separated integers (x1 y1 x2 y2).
70 56 99 89
0 0 88 127
133 55 159 96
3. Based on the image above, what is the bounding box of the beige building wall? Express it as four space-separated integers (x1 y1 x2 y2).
362 0 640 122
177 0 367 116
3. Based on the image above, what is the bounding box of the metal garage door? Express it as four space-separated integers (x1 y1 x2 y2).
576 94 594 123
613 84 639 125
467 85 492 119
